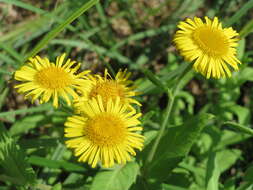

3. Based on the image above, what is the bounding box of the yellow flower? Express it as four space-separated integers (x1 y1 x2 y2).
74 69 141 112
14 53 90 108
173 16 241 79
64 96 144 168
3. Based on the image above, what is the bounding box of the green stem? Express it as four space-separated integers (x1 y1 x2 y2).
145 63 192 165
145 90 174 164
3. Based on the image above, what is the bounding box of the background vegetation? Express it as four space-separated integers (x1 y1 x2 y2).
0 0 253 189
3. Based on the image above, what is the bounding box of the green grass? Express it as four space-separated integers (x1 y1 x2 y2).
1 0 253 189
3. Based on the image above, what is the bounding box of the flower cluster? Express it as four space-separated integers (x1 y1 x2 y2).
14 54 144 168
14 16 242 168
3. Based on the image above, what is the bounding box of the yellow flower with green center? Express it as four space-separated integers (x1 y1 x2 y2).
173 16 242 79
65 96 144 168
74 69 141 112
14 54 90 108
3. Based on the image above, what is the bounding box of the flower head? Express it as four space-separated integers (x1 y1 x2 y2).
14 53 90 108
173 16 241 79
74 69 140 112
65 96 144 168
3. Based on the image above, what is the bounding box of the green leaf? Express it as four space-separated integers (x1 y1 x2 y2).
237 183 253 190
19 137 58 149
166 170 191 189
205 149 241 190
237 39 245 60
222 178 236 190
238 165 253 190
162 184 189 190
0 87 8 110
143 130 157 147
9 114 46 136
135 63 192 95
90 162 139 190
145 113 213 180
223 122 253 136
25 0 98 60
142 68 167 92
217 130 250 149
243 164 253 182
205 152 220 190
28 156 86 173
216 149 241 173
0 123 36 186
237 67 253 85
179 162 206 188
52 183 62 190
228 104 250 125
177 91 195 114
63 173 84 186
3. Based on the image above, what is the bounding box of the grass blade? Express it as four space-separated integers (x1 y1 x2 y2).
111 24 174 50
225 0 253 27
0 103 52 117
0 42 23 64
25 0 99 60
240 20 253 38
51 39 133 65
28 156 86 173
0 0 46 14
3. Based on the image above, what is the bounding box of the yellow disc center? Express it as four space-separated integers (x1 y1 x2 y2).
86 114 127 146
35 67 72 89
193 27 229 56
89 81 125 101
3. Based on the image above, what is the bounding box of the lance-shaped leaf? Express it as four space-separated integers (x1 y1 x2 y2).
145 113 214 181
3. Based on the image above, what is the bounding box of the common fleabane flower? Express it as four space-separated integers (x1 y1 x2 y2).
173 16 241 79
74 69 141 112
14 53 90 108
64 96 144 168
